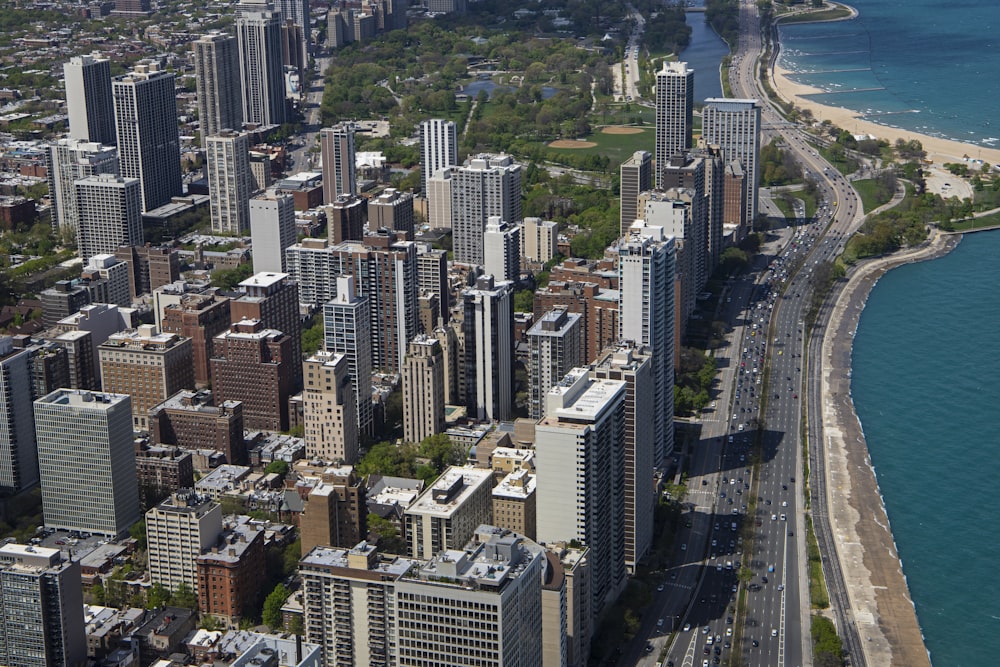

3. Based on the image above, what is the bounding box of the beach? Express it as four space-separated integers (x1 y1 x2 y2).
770 60 1000 167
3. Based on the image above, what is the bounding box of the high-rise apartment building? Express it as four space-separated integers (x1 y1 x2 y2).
276 0 311 66
451 154 522 266
527 307 583 419
75 174 143 263
590 344 654 572
211 319 295 432
160 290 232 387
320 124 357 202
492 468 536 540
115 244 181 298
655 61 694 188
299 466 366 553
0 544 86 667
302 351 359 463
98 325 195 430
639 190 698 339
620 150 652 236
46 139 118 234
207 130 253 234
148 390 246 465
80 254 132 307
0 337 38 496
113 63 182 212
619 222 675 465
324 193 365 244
402 335 445 444
404 465 494 559
701 98 761 231
192 32 243 141
425 167 452 229
34 389 140 538
660 152 709 293
521 217 558 264
369 187 414 237
64 53 116 146
483 216 521 283
535 369 626 623
237 6 287 126
461 275 514 422
250 190 296 273
145 490 222 594
195 522 266 627
323 275 373 438
419 118 457 193
230 272 302 390
394 528 545 666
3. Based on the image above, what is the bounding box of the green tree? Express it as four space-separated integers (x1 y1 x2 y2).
91 582 106 605
262 584 289 630
367 513 407 554
513 289 535 313
286 614 304 636
147 582 171 609
128 519 147 551
283 539 302 577
264 460 290 476
173 582 197 610
211 262 254 290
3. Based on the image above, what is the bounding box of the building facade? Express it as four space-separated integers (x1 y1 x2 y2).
419 118 457 194
46 138 118 234
450 154 521 266
250 190 296 274
64 53 116 146
701 98 761 231
320 124 357 202
526 308 583 420
237 7 287 126
402 335 445 444
192 32 243 141
146 490 222 594
0 337 38 496
620 150 652 236
207 130 253 234
302 351 359 463
75 174 143 263
461 275 515 422
654 61 694 188
403 466 493 560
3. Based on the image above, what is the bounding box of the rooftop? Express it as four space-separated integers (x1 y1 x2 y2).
36 388 129 411
405 466 494 519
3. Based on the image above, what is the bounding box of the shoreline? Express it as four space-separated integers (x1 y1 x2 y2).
769 5 1000 166
818 230 960 667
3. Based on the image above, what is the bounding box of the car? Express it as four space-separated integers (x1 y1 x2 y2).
778 584 785 591
54 540 65 545
791 477 796 483
684 623 692 632
702 625 711 635
782 501 788 507
726 627 733 636
645 643 654 653
706 635 714 646
752 640 760 647
789 530 794 536
772 628 778 637
726 616 733 624
771 514 777 521
657 618 665 627
671 571 678 580
681 543 687 551
762 576 769 583
657 584 664 592
781 514 787 521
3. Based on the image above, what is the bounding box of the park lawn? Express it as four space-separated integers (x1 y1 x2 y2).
851 178 895 213
537 126 654 167
949 210 1000 231
780 188 819 219
818 145 859 175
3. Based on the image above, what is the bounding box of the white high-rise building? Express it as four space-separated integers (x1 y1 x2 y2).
483 216 521 283
192 32 244 141
75 174 143 263
404 466 494 560
237 6 287 126
420 118 457 193
451 154 522 266
619 222 675 466
250 190 296 273
33 389 140 538
323 276 373 438
0 544 87 667
0 337 38 496
207 130 253 234
520 217 558 264
112 63 182 212
426 167 453 229
655 61 694 188
526 308 583 420
702 98 761 230
64 53 116 146
45 139 118 235
535 368 626 623
320 124 356 202
146 490 222 594
461 275 514 422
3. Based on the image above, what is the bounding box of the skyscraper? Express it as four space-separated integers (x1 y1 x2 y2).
34 389 140 538
402 335 445 444
145 490 222 594
620 150 652 236
619 222 675 466
237 5 287 126
535 369 626 623
526 307 583 420
483 216 521 283
701 98 761 231
451 154 522 266
64 53 116 146
655 61 693 188
320 124 357 202
302 351 359 463
275 0 311 65
462 275 514 422
75 174 143 263
207 130 253 234
113 63 182 212
250 190 296 273
420 118 457 193
403 466 494 559
192 32 244 141
230 272 303 390
0 337 38 496
520 217 558 265
324 276 373 438
46 139 119 234
368 187 414 237
0 544 86 667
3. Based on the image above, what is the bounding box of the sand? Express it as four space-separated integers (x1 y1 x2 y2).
771 62 1000 166
548 139 598 149
601 126 645 135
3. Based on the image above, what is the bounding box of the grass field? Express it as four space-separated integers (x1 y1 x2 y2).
540 126 654 166
851 178 895 213
949 211 1000 231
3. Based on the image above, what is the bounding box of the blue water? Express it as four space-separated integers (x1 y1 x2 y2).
852 231 1000 666
778 0 1000 148
681 11 729 103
